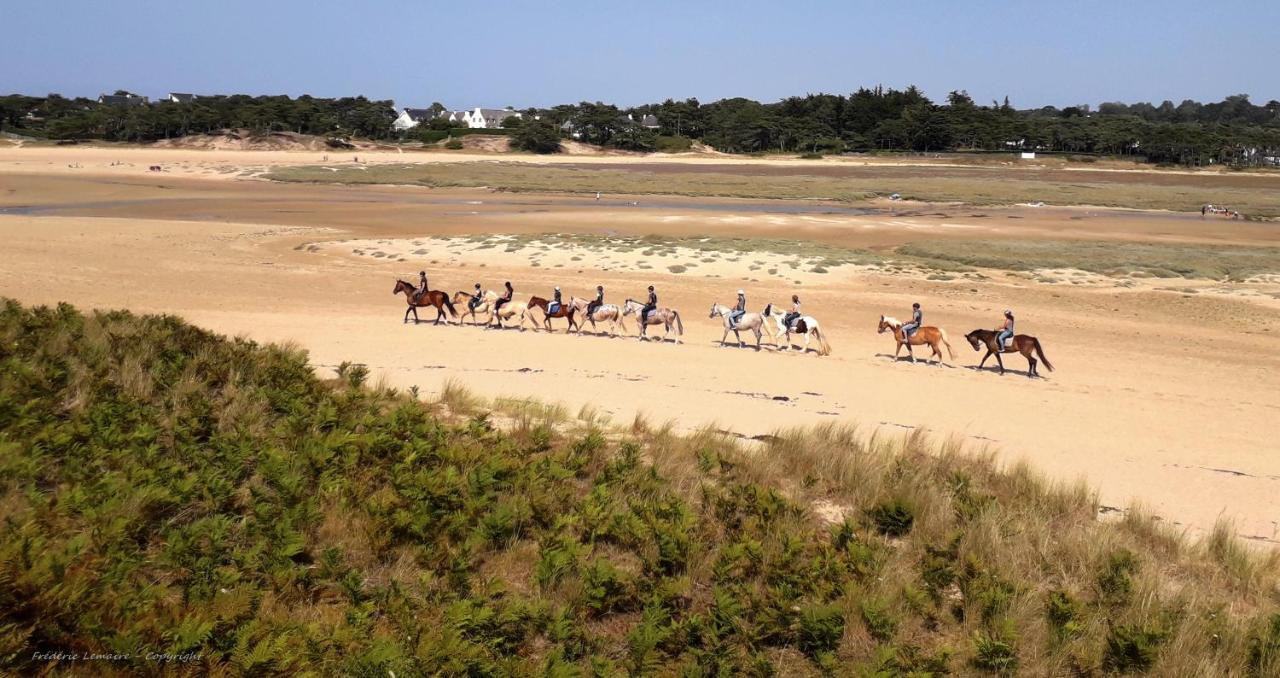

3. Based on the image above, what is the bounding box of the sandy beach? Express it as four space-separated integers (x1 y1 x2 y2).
2 144 1278 543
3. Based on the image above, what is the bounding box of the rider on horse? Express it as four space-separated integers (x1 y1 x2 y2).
586 285 604 317
494 282 513 313
996 310 1015 351
642 286 657 324
548 287 563 314
468 283 485 311
729 290 746 327
783 295 801 330
901 303 922 340
414 270 429 303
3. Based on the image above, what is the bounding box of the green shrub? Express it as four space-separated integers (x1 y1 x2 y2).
799 152 824 160
1097 549 1139 607
1103 621 1170 673
581 558 636 615
655 135 692 152
972 620 1019 674
444 139 464 150
1045 589 1084 639
798 603 845 658
867 498 915 537
860 597 898 642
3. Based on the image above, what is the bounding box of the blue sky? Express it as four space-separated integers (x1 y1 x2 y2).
3 0 1276 109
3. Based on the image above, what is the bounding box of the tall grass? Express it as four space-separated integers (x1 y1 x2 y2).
1 299 1276 675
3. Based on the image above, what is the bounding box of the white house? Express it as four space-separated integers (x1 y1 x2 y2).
392 107 433 131
443 107 522 129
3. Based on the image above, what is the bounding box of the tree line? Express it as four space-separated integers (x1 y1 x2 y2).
0 91 397 142
3 87 1278 166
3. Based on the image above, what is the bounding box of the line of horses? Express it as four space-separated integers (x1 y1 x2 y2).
392 279 1052 376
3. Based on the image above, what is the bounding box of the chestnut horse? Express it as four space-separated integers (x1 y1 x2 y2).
878 316 954 366
527 296 579 332
964 329 1053 377
393 279 456 325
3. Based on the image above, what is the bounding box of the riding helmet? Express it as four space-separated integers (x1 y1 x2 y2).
648 285 654 291
737 289 744 295
419 271 425 276
913 302 920 308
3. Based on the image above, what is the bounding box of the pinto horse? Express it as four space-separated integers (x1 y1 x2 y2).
393 279 457 325
878 316 954 366
568 297 627 336
621 299 684 343
964 329 1053 377
527 296 579 332
763 304 832 355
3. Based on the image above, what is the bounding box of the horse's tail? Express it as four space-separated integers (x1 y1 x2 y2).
1033 337 1054 372
814 325 832 356
939 328 955 361
673 310 684 335
442 294 458 317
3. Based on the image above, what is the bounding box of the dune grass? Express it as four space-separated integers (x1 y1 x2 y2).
1 300 1278 675
897 239 1280 281
263 162 1280 217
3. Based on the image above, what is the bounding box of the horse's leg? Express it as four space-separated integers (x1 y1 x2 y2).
720 326 729 346
995 352 1005 375
802 331 810 353
906 342 915 364
404 306 412 324
893 341 902 361
978 349 990 370
1024 346 1037 378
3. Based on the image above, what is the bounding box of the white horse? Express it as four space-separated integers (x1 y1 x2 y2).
763 304 832 356
709 303 766 350
621 299 684 343
568 297 628 337
489 300 535 330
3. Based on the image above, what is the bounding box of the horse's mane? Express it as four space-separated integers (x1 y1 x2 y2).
882 316 902 328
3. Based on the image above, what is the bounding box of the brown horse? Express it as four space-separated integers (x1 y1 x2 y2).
527 296 579 332
393 279 457 325
964 329 1053 377
878 316 954 366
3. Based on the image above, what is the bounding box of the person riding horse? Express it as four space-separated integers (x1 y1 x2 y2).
642 286 657 325
783 295 801 330
586 285 604 318
729 290 747 327
468 283 485 311
494 282 513 314
901 303 922 340
414 270 429 303
996 310 1015 351
548 287 563 315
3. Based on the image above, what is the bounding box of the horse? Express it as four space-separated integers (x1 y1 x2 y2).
527 296 579 333
709 303 765 350
621 299 684 343
964 329 1053 377
878 316 954 366
568 297 627 337
393 279 457 325
490 300 534 330
452 290 498 326
763 304 832 355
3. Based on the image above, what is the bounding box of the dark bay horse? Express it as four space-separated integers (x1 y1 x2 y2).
964 329 1053 377
393 279 457 325
527 296 579 332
